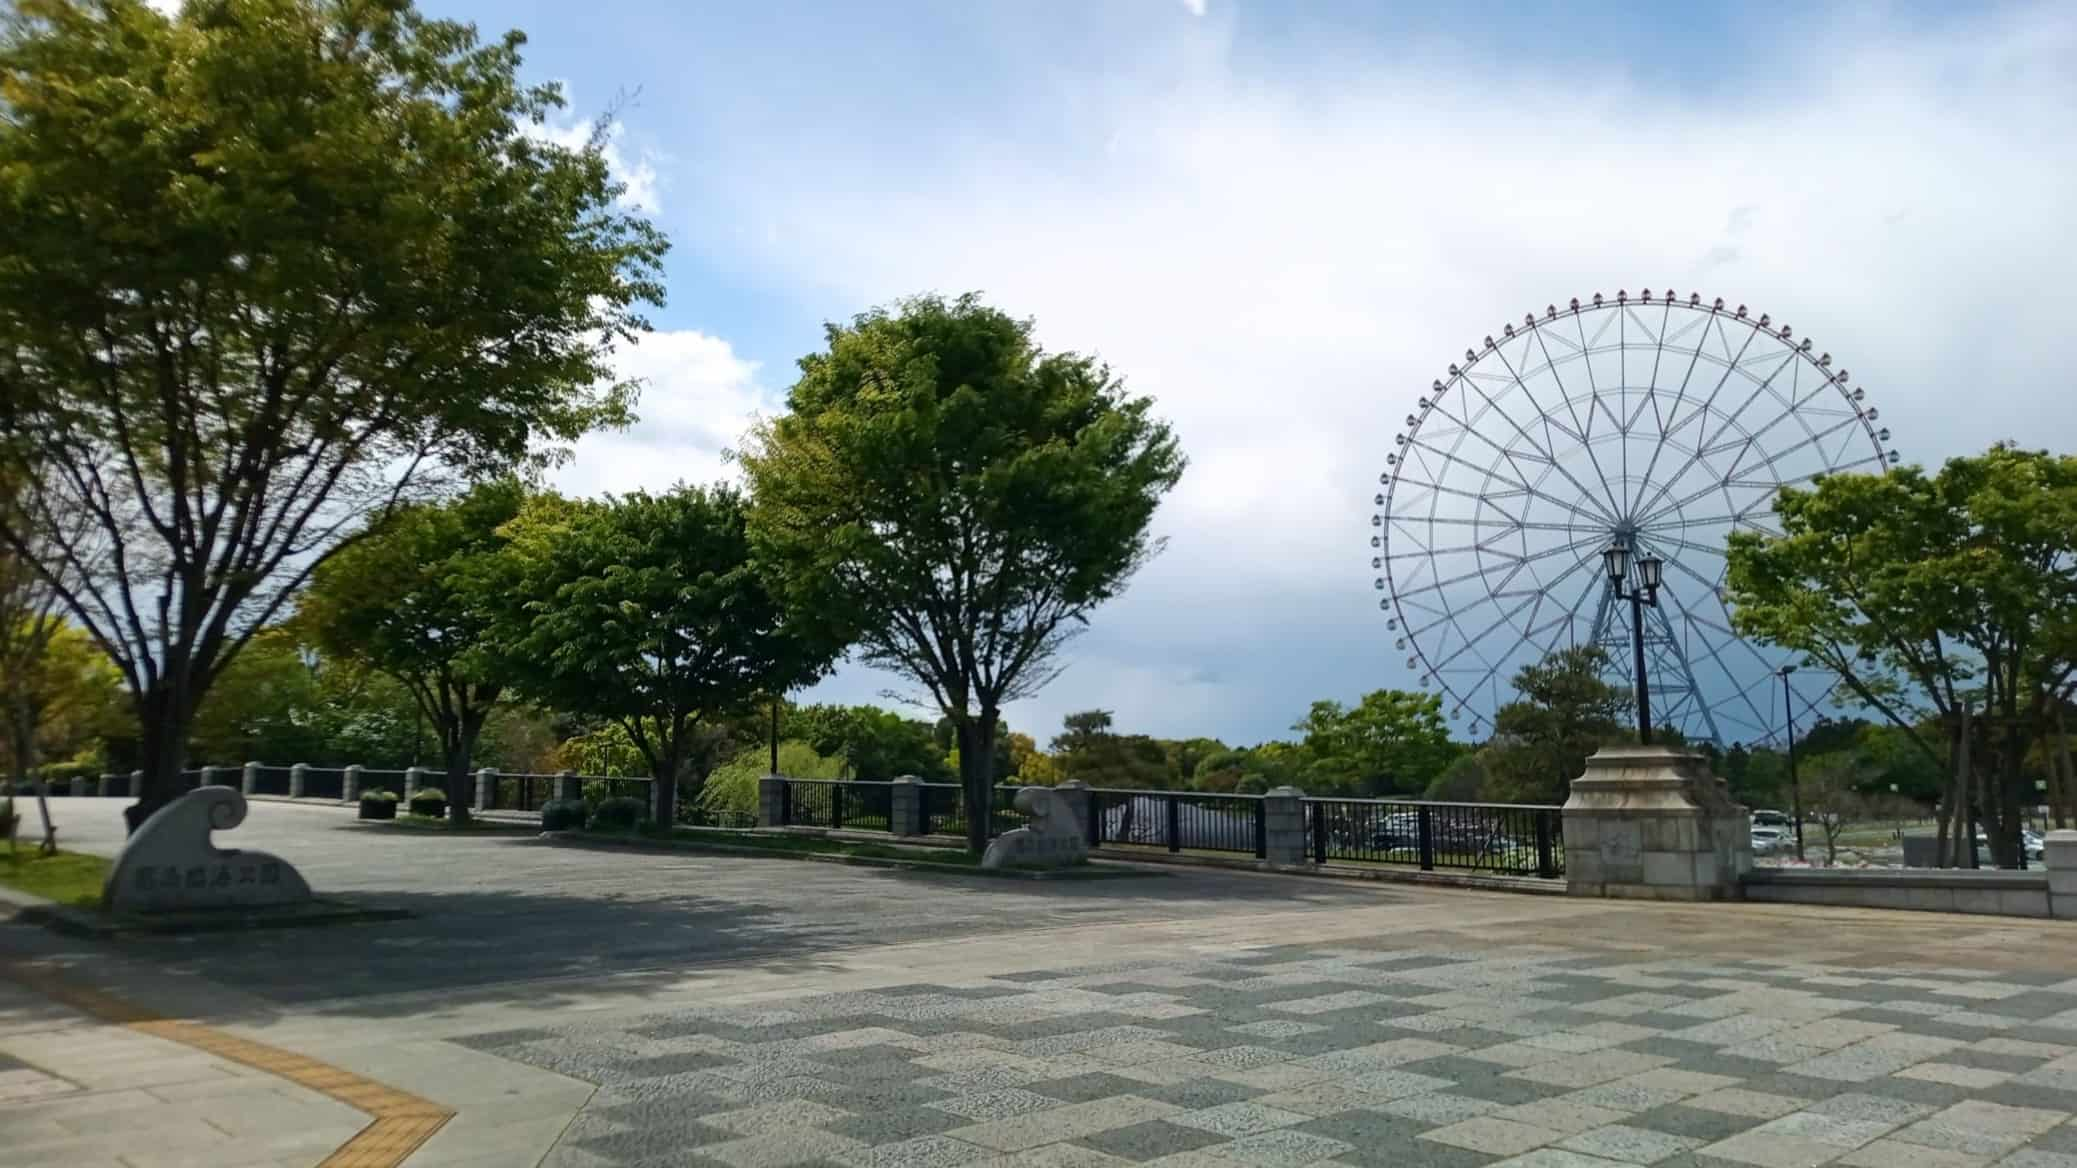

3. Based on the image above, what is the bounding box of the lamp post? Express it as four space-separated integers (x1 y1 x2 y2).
1602 542 1665 745
1779 665 1805 861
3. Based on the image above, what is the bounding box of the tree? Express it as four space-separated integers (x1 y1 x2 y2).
300 481 528 822
1478 646 1630 804
491 486 840 825
740 294 1185 852
1800 750 1879 866
0 0 666 826
1048 710 1171 790
1292 689 1459 796
1 619 123 785
793 704 952 782
1728 446 2077 866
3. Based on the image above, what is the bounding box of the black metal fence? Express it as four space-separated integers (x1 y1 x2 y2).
781 780 894 831
488 772 558 812
1305 798 1562 877
921 782 963 836
302 767 346 801
1090 789 1267 857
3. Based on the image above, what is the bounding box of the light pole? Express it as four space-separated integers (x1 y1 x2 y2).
1602 542 1665 745
1779 665 1805 861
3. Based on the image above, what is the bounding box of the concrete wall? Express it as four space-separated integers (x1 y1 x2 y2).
1742 867 2054 918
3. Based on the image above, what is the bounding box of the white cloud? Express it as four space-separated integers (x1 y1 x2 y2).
658 5 2077 744
1179 0 1207 15
552 330 769 499
527 87 665 215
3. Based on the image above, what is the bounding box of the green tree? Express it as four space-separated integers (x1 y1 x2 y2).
1478 646 1630 804
698 740 842 818
1727 446 2077 866
1800 750 1881 865
1049 710 1171 790
491 486 840 825
299 481 529 822
2 620 123 786
794 704 952 781
1292 689 1459 796
0 0 665 825
740 294 1185 852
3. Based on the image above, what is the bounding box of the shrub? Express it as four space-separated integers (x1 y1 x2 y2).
408 788 448 817
540 799 587 832
360 788 400 803
587 795 648 832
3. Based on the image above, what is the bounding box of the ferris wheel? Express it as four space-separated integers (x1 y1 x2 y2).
1373 290 1898 747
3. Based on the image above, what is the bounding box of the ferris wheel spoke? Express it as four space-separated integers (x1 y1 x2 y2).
1387 539 1594 603
1402 439 1612 528
1488 342 1626 521
1646 583 1762 740
1692 348 1800 459
1625 328 1710 518
1627 317 1765 521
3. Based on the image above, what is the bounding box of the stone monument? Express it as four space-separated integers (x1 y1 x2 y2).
1561 743 1751 901
981 786 1089 870
104 786 313 913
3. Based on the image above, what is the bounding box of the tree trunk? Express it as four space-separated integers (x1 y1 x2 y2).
653 737 681 830
2056 711 2074 830
1940 707 1970 868
955 709 999 855
129 687 190 834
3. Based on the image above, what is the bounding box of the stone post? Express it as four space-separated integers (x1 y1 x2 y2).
888 776 926 836
403 766 422 801
288 762 307 799
128 770 143 798
193 764 213 791
1053 781 1093 842
1562 744 1751 901
2048 831 2077 921
758 774 787 828
90 774 107 797
474 767 495 812
240 762 258 795
555 769 583 803
1262 786 1310 866
343 765 363 802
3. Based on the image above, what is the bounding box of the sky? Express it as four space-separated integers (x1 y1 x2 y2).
210 1 2077 747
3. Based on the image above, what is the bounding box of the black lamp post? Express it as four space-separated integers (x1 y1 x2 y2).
1603 541 1665 744
1779 665 1805 860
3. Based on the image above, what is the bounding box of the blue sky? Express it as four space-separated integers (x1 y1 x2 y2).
400 0 2075 748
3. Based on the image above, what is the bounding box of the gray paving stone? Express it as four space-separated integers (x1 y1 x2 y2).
1071 1119 1229 1161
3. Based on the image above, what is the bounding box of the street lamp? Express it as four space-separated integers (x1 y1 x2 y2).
1779 665 1805 861
1603 542 1665 744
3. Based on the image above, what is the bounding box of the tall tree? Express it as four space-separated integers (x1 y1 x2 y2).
740 294 1185 852
0 0 665 826
1727 446 2077 866
1478 645 1630 804
299 481 528 822
491 486 841 826
1291 689 1459 796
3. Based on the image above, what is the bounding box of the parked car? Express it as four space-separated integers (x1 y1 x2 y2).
1752 809 1794 832
1750 826 1787 856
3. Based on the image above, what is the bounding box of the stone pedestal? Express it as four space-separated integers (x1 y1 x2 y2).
1263 787 1309 866
1562 745 1751 901
241 762 259 795
342 765 363 802
288 763 307 799
890 776 925 836
127 770 143 798
758 775 786 827
2049 831 2077 921
474 768 495 812
403 766 423 800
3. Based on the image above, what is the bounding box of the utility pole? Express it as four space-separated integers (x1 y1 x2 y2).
1780 665 1804 861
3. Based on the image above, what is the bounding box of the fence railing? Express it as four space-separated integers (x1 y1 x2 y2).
1090 789 1267 858
487 772 559 812
781 780 894 832
1306 798 1562 877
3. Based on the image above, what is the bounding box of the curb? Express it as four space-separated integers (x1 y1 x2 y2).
536 830 1148 880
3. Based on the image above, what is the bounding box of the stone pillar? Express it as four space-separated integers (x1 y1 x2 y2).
2048 831 2077 921
90 774 107 797
403 766 422 801
1263 786 1310 866
240 762 258 795
1052 781 1093 842
343 765 363 802
889 776 926 836
128 770 143 798
288 762 307 799
758 774 787 828
474 767 495 812
1562 745 1751 901
555 770 582 803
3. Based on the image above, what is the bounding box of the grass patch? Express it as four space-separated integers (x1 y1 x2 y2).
0 849 110 908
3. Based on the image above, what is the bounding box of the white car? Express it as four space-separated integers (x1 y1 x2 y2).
1750 826 1787 856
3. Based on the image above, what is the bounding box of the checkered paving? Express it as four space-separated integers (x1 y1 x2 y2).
456 946 2077 1168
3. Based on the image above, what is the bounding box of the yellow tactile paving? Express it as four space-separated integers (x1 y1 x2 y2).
0 959 453 1167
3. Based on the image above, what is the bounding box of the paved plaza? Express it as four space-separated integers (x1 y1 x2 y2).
4 799 2077 1168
